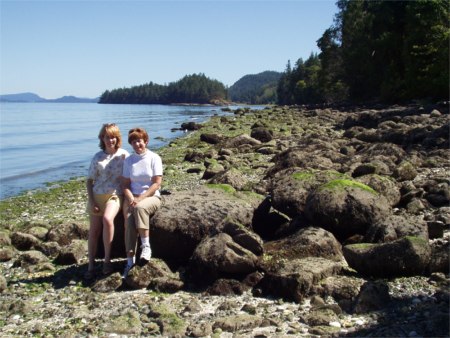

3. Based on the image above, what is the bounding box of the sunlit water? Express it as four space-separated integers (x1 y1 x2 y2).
0 102 251 199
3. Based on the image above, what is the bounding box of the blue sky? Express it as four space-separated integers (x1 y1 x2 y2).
0 0 338 99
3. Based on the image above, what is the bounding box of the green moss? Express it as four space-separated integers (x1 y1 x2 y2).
292 170 348 182
347 243 376 249
151 304 186 335
292 172 315 181
405 236 428 245
206 183 236 194
320 179 378 194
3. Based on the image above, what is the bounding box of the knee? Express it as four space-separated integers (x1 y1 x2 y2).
102 215 115 226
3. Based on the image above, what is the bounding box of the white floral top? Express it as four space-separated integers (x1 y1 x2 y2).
88 148 129 195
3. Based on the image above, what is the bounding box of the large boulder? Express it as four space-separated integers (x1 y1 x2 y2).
266 146 340 177
222 220 263 255
364 214 429 243
269 168 349 218
46 223 89 246
357 174 401 207
305 179 391 241
125 258 184 291
188 233 258 284
256 257 343 303
263 227 343 262
224 134 261 149
208 168 249 191
150 186 262 263
343 236 431 278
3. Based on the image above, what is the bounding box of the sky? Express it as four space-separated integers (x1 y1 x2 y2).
0 0 338 99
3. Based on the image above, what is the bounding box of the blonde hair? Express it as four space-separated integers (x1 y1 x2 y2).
98 123 122 150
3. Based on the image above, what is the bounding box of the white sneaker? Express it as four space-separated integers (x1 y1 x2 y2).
122 263 133 279
140 245 151 262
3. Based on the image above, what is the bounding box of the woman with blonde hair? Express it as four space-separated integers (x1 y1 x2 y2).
85 123 129 279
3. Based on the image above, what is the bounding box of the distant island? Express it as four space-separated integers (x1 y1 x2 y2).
0 92 99 103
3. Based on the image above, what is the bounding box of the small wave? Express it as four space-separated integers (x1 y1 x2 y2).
0 160 87 183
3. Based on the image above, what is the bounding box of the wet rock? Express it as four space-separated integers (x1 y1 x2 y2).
186 321 213 337
0 247 15 262
343 236 431 278
270 168 347 218
429 240 449 273
305 179 391 241
10 231 40 251
200 132 222 144
257 257 343 302
250 127 273 143
393 161 418 181
92 272 123 292
301 307 339 326
46 223 89 246
126 258 180 290
147 304 187 337
213 314 263 333
263 227 343 262
353 281 391 314
224 134 261 149
189 233 258 283
209 167 249 191
150 187 260 262
364 214 429 243
357 174 401 207
0 231 11 246
13 250 50 269
35 241 61 258
181 121 202 131
103 309 142 335
222 220 264 255
54 239 87 265
206 278 246 296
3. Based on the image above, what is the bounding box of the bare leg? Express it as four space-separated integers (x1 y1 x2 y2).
102 201 120 264
88 215 102 272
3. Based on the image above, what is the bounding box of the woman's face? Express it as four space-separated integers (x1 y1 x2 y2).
103 133 117 151
131 138 147 154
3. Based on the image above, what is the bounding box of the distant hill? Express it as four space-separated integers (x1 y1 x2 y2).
229 71 282 104
0 92 99 103
0 92 46 102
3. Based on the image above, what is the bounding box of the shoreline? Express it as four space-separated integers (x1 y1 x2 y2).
1 103 448 337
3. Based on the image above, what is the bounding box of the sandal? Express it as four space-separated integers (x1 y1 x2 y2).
84 269 96 280
102 262 114 275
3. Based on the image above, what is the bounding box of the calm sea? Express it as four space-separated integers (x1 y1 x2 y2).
0 102 251 200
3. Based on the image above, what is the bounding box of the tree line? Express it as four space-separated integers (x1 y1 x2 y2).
99 74 227 104
100 1 448 106
228 71 281 104
278 0 449 105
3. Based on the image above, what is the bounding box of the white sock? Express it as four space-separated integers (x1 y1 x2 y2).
141 236 150 247
127 256 135 266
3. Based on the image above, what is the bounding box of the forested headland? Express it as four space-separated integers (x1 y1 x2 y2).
99 73 227 105
100 0 448 106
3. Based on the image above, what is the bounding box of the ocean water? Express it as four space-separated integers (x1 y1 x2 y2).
0 102 250 200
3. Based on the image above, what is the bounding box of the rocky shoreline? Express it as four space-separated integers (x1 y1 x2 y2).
1 103 449 337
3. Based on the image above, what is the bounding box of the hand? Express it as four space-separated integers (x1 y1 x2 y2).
129 196 138 209
93 204 100 213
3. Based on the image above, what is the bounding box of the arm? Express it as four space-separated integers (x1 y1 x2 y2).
133 175 162 205
121 176 134 205
86 178 100 213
